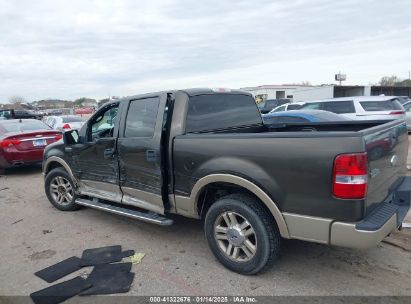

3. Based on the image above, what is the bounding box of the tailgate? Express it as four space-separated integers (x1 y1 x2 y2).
364 120 408 214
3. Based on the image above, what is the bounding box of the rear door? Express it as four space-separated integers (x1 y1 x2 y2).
117 95 167 214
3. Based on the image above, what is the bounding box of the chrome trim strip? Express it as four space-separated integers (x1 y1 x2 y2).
20 136 57 142
175 174 290 238
75 198 173 226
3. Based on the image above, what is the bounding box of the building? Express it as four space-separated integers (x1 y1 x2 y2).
241 84 411 103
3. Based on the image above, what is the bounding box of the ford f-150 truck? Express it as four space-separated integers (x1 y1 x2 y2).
43 88 411 274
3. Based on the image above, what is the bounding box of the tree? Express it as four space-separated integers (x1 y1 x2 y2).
9 96 26 104
379 75 401 87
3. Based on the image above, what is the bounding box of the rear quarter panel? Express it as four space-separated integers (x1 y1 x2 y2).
173 132 366 221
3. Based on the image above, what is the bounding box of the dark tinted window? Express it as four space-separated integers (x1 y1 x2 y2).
301 103 322 110
287 104 303 110
186 94 261 133
125 97 159 137
360 99 403 111
265 116 309 123
0 120 50 132
322 101 355 114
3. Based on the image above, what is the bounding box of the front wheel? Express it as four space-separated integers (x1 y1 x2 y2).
45 167 79 211
204 193 281 275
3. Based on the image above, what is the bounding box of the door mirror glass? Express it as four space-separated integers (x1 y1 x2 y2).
63 129 79 145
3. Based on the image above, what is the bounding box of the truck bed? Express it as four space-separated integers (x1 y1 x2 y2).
173 119 408 222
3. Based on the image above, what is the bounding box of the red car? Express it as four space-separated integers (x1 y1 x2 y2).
0 119 62 169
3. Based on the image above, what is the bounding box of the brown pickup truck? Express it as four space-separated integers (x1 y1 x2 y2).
43 88 411 274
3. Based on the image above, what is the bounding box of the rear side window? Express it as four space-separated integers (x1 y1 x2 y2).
287 104 303 110
186 94 262 133
360 99 403 111
322 101 355 114
125 97 159 138
302 103 322 110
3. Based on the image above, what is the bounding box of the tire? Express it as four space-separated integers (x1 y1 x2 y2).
45 167 79 211
204 193 281 275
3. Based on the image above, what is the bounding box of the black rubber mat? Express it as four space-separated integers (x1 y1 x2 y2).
34 256 83 283
80 271 134 296
30 276 91 304
80 264 134 296
80 245 122 266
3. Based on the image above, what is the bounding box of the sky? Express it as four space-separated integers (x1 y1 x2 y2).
0 0 410 103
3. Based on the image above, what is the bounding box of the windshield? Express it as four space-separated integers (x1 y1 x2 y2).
0 120 50 133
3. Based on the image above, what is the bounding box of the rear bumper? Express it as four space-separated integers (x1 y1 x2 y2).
330 176 411 249
0 150 44 168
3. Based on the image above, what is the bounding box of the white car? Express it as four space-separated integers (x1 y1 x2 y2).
269 102 306 113
402 101 411 131
44 115 85 131
300 96 405 120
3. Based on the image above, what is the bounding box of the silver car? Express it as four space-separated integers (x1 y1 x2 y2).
300 96 405 121
44 115 85 131
402 101 411 131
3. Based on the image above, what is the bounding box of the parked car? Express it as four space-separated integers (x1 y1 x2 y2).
43 88 410 275
0 119 62 169
395 96 410 105
14 109 43 120
300 96 405 120
262 110 348 124
44 115 86 131
257 99 290 114
269 102 306 113
402 101 411 131
0 109 15 119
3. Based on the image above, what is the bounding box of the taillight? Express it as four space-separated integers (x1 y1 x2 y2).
55 134 63 141
62 123 71 130
332 153 368 199
0 139 21 148
389 111 405 115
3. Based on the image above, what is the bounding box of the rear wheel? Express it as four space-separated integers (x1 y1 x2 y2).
204 193 281 275
45 167 79 211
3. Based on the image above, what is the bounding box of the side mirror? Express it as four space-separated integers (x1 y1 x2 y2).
63 129 79 145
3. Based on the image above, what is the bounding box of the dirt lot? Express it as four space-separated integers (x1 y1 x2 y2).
0 166 411 297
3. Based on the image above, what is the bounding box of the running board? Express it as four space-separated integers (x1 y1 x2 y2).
75 198 174 226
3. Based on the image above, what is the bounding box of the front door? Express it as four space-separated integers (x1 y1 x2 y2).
117 95 166 214
70 102 122 202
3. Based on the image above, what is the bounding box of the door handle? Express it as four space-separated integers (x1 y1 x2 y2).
104 148 115 159
146 150 157 162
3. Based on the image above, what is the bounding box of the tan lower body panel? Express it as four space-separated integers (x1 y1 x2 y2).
282 213 332 244
330 214 397 249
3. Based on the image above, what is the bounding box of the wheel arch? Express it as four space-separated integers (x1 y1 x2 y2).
175 174 290 238
43 156 78 186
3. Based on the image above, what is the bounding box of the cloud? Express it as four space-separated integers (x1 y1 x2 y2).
0 0 410 102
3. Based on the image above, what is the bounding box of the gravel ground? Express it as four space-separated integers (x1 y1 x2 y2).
0 165 410 298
